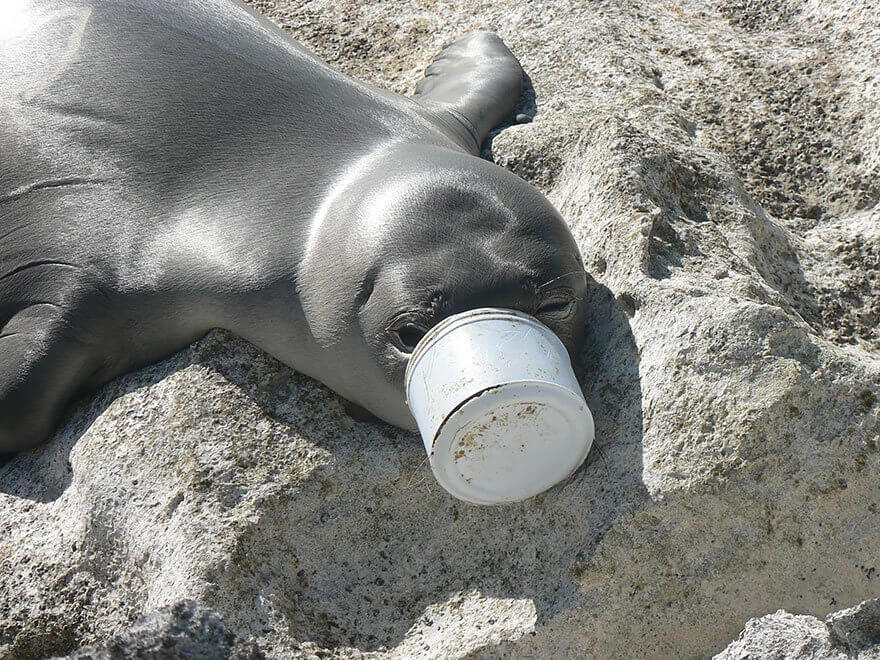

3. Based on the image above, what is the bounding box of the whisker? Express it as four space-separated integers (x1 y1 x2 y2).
537 269 584 290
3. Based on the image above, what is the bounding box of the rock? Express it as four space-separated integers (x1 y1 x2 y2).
715 598 880 659
826 598 880 656
715 610 844 659
2 0 879 657
54 600 264 660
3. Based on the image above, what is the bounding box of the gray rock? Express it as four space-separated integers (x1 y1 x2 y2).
1 0 879 658
716 598 880 659
826 598 880 657
55 600 264 660
714 610 844 659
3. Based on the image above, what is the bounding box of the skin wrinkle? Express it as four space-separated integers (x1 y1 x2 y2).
412 102 480 154
0 225 27 242
28 301 65 312
388 227 576 346
0 260 81 283
356 266 380 316
445 107 480 149
0 178 110 205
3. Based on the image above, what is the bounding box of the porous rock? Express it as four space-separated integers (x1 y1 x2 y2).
1 0 879 657
54 600 264 660
715 597 880 659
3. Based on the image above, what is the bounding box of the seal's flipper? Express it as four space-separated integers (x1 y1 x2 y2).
0 267 106 453
0 324 91 453
414 32 524 153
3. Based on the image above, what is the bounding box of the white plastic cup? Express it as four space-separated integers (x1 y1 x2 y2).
405 308 594 505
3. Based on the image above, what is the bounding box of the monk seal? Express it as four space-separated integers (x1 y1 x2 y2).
0 0 588 452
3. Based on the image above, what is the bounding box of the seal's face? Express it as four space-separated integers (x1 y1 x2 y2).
356 167 588 394
297 146 589 429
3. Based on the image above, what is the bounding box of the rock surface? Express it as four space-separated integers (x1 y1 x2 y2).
715 597 880 659
2 0 879 657
55 600 264 660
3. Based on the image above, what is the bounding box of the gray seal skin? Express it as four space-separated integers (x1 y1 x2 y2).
0 0 588 452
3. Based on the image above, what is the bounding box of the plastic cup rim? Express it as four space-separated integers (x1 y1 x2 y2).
404 307 565 394
429 378 590 450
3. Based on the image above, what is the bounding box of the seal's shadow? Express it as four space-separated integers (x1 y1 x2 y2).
211 276 646 652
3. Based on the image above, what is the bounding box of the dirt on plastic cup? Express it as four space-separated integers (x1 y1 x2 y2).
404 308 594 505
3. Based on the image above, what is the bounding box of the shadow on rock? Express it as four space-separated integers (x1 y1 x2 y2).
59 600 265 660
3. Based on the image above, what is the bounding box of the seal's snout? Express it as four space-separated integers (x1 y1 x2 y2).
405 307 594 505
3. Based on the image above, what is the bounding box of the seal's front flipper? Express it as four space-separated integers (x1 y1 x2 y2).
414 32 524 154
0 324 92 453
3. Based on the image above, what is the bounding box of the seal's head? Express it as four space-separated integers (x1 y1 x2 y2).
299 144 587 429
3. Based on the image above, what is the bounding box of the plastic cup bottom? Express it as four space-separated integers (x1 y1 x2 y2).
428 380 594 505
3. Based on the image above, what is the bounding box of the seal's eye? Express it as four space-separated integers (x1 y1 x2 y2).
537 299 575 316
389 320 428 353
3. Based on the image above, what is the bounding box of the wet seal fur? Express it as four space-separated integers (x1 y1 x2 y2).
0 0 588 451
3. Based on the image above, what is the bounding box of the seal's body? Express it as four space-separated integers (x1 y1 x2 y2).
0 0 588 451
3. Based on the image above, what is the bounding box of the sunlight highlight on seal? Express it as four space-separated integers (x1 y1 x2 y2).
301 144 402 269
0 1 30 42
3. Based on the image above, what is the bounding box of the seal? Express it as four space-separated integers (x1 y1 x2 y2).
0 0 588 451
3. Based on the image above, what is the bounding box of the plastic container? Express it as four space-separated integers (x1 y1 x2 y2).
405 308 594 505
